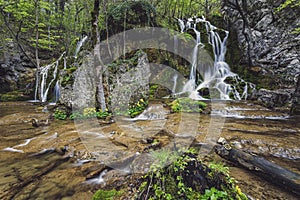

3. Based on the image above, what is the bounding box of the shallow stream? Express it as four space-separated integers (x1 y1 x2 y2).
0 101 299 199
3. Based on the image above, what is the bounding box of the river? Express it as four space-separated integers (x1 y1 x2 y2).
0 101 299 199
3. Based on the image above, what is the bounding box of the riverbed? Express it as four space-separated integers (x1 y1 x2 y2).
0 101 299 199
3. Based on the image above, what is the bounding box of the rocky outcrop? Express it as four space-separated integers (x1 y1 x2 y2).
222 0 300 89
59 51 150 110
251 88 293 109
291 77 300 115
0 41 35 94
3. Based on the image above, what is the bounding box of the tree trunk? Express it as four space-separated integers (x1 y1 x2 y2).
215 141 300 196
92 0 107 111
34 0 41 101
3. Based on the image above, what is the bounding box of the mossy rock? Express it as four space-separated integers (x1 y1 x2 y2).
137 150 248 200
0 91 31 102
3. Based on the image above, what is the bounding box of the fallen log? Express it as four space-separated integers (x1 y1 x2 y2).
215 138 300 196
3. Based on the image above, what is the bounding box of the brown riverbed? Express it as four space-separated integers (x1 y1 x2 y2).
0 101 299 199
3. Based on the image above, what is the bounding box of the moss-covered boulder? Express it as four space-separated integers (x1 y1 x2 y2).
136 150 248 200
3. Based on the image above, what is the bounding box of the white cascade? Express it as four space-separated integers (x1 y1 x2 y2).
178 16 254 100
74 35 88 59
38 52 65 103
53 80 60 103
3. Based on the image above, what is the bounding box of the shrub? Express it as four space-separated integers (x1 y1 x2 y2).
169 98 207 113
54 108 67 120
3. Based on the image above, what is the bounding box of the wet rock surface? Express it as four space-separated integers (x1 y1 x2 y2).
0 42 35 94
0 101 299 199
291 77 300 115
251 88 294 109
222 0 300 89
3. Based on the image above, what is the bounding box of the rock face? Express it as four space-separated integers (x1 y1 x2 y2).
291 77 300 115
222 0 300 109
0 41 35 94
60 51 150 110
222 0 300 88
251 88 293 109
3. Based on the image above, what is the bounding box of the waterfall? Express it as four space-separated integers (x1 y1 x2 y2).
36 52 65 103
174 34 178 54
172 74 178 94
53 81 60 103
74 35 88 59
178 16 254 100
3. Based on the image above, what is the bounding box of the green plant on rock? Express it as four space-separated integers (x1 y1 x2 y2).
96 109 111 119
169 98 207 113
128 98 148 117
137 148 247 200
54 108 67 120
92 189 123 200
83 107 97 118
201 187 228 200
208 162 230 177
69 111 83 120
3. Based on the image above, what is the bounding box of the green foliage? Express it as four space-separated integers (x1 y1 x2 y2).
137 148 248 200
92 189 123 200
107 0 156 34
276 0 300 34
137 147 249 200
69 111 84 120
208 162 230 176
276 0 300 12
83 107 97 117
54 108 67 120
128 98 148 118
169 98 207 113
201 187 228 200
69 108 111 120
291 27 300 34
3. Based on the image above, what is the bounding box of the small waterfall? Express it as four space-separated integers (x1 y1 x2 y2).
178 16 254 100
74 35 88 59
174 34 178 54
53 81 60 103
35 52 65 103
178 19 185 33
172 74 178 94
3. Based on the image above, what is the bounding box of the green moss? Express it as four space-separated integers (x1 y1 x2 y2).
0 91 31 102
92 189 123 200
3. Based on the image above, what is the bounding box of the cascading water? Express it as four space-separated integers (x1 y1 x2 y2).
172 74 178 94
53 81 60 103
35 52 65 103
74 35 88 59
178 16 254 100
